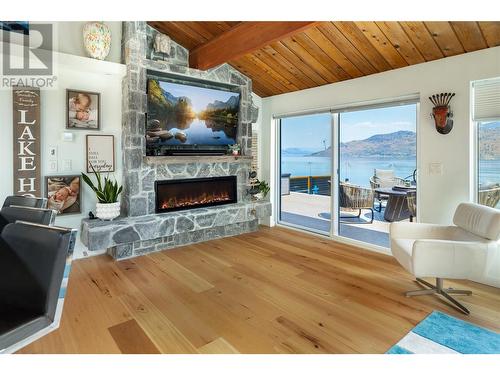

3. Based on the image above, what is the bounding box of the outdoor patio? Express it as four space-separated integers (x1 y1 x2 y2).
280 192 410 248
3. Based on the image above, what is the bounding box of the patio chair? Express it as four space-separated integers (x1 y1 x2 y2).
339 182 374 223
479 185 500 208
370 169 406 212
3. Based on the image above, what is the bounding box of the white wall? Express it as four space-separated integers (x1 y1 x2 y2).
260 46 500 286
0 22 122 63
0 51 126 258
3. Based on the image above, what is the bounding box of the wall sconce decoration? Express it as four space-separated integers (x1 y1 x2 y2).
429 93 455 134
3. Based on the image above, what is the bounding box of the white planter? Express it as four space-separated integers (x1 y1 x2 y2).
83 22 111 60
96 202 120 220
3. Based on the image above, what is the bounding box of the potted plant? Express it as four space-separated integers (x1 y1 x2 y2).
250 179 270 201
257 180 270 199
82 164 123 220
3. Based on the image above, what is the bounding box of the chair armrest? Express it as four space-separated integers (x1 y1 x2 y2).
411 239 490 279
0 222 75 317
390 222 454 240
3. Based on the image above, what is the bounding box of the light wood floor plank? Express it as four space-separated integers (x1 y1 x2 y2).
198 337 240 354
18 226 500 354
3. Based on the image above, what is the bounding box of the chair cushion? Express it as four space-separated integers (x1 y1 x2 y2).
453 202 500 241
391 238 415 274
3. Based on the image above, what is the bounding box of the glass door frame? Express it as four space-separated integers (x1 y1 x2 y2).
275 112 335 237
274 96 420 251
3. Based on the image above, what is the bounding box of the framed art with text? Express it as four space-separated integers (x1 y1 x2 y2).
86 134 115 173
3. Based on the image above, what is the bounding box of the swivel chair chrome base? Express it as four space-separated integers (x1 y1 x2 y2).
406 277 472 315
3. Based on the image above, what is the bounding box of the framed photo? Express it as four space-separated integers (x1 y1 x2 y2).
86 134 115 172
45 175 81 215
66 89 100 130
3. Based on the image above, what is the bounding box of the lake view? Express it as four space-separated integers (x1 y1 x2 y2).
282 156 500 188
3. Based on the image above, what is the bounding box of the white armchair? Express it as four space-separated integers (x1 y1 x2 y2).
390 202 500 314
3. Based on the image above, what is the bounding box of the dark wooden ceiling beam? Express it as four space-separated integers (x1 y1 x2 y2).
189 21 317 70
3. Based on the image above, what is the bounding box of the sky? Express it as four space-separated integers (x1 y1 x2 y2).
159 81 239 113
281 104 417 149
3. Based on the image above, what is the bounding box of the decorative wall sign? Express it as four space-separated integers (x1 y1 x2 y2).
45 175 82 215
13 87 41 197
86 134 115 172
66 89 100 130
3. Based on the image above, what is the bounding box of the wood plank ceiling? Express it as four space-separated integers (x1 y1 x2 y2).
148 21 500 97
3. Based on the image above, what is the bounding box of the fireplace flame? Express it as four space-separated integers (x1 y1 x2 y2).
160 191 231 210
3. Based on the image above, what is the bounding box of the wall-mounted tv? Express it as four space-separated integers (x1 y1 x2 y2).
146 73 241 156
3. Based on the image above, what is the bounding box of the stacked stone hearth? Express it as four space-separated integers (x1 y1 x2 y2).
80 22 271 260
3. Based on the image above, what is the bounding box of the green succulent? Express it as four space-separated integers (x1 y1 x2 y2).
82 163 123 203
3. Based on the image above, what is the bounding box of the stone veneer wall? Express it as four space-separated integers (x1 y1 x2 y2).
121 22 259 217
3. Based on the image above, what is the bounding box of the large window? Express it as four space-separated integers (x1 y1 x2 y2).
478 121 500 208
473 78 500 209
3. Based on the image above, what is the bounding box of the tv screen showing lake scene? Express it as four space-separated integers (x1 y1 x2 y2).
146 78 240 152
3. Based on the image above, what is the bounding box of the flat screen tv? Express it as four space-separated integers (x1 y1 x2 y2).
146 74 241 156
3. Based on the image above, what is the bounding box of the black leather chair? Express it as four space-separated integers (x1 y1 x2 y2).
2 195 47 209
0 206 56 233
0 222 76 352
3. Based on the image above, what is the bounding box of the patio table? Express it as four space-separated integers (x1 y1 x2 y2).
374 187 416 222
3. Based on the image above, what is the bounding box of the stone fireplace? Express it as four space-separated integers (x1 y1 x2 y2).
155 176 238 213
80 22 271 260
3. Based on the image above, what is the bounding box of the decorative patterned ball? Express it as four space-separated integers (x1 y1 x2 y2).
83 22 111 60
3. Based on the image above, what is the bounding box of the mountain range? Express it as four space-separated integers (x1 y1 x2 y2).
206 95 239 111
310 130 416 158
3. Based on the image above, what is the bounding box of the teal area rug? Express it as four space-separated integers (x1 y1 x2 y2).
387 311 500 354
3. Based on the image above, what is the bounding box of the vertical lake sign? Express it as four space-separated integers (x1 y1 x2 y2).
13 87 41 197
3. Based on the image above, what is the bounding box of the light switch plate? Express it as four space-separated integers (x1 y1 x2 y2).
429 162 443 176
48 146 57 159
62 159 72 171
62 132 74 142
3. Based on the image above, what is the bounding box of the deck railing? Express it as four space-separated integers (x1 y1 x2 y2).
285 175 331 196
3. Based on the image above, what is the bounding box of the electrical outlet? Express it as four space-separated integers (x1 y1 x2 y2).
62 159 72 171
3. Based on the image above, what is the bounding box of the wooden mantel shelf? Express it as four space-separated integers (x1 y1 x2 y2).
144 155 252 165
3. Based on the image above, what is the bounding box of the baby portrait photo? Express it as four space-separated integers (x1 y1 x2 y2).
66 89 100 129
45 175 81 215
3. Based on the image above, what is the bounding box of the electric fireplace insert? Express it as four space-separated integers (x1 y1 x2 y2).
155 176 237 213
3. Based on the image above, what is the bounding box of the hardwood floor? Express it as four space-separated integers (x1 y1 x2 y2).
18 226 500 354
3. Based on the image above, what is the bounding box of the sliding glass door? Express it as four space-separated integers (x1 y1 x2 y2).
278 113 332 235
338 103 417 248
276 100 418 249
